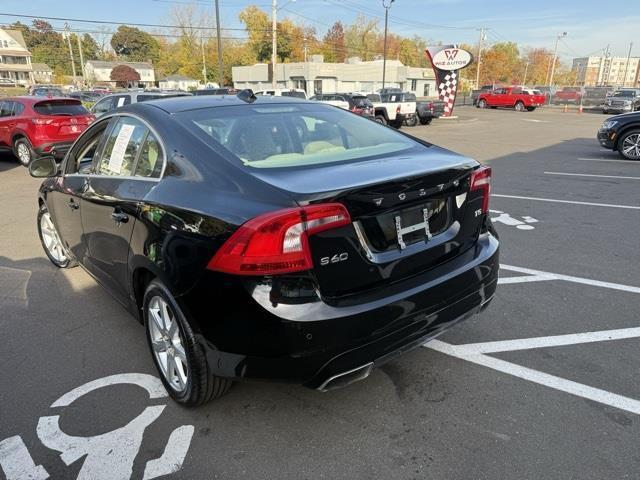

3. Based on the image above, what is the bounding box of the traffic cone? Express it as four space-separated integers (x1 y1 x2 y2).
578 104 583 114
563 104 568 113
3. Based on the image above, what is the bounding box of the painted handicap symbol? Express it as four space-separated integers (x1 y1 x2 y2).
490 209 538 230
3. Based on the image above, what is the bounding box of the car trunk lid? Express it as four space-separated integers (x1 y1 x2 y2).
248 147 485 298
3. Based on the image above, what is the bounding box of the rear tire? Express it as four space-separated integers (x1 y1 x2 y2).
143 279 232 406
617 129 640 160
390 120 402 129
37 203 77 268
375 115 387 125
477 99 487 109
14 137 34 166
419 117 432 125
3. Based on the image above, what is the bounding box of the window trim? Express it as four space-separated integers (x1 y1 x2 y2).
65 113 167 181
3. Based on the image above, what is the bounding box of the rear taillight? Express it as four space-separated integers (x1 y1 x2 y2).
396 105 401 114
207 203 351 275
470 165 492 214
31 118 53 125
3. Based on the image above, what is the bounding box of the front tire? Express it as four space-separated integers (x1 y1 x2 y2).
618 130 640 160
143 280 232 406
14 137 34 166
37 204 76 268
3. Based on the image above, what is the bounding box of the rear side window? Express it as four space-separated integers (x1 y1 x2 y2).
97 117 148 177
404 93 416 102
34 100 88 116
134 133 164 178
0 101 14 117
13 102 24 116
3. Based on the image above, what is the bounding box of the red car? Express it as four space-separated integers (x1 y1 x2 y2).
477 86 546 112
0 96 94 166
552 86 582 104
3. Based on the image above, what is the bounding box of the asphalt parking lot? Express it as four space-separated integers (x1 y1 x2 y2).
1 106 639 479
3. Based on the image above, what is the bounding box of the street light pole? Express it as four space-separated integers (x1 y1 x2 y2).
214 0 224 86
475 27 485 88
64 23 77 85
523 61 529 86
381 0 394 90
271 0 277 88
548 31 566 86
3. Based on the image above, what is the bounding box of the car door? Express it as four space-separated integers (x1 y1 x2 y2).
0 101 13 146
48 118 112 264
80 115 164 302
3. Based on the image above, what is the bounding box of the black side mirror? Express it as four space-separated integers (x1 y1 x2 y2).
29 156 58 178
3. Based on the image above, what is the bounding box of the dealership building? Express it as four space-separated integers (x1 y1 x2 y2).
232 56 437 97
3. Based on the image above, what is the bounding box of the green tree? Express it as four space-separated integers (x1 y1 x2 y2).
11 20 71 75
345 15 379 60
111 25 160 62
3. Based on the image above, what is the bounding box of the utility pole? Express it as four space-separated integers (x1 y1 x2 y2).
214 0 224 87
76 33 85 84
548 31 567 86
475 27 485 88
523 61 530 86
271 0 277 88
64 23 77 85
201 32 208 84
623 41 633 88
381 0 395 90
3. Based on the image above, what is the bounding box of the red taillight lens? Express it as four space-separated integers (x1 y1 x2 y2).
396 105 401 113
470 165 492 214
207 203 351 275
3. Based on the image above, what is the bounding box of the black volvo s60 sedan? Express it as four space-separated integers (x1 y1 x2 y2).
30 92 499 406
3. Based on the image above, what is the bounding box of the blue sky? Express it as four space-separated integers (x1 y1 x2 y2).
0 0 637 60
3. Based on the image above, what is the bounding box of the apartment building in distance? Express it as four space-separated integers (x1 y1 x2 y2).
573 56 640 87
0 28 33 85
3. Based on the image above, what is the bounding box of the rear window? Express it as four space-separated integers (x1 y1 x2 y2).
281 91 306 98
34 100 89 116
176 103 416 169
350 96 373 108
33 88 63 97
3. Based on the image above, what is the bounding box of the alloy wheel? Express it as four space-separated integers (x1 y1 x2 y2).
17 142 31 165
621 133 640 160
40 212 67 263
147 296 189 392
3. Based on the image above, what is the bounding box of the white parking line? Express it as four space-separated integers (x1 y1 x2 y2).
426 340 640 415
445 327 640 355
493 194 640 210
577 157 638 164
501 264 640 293
544 171 640 180
427 265 640 415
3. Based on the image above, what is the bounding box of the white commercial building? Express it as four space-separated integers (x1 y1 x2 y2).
232 56 437 97
0 28 33 85
159 74 199 91
84 60 156 86
573 56 640 87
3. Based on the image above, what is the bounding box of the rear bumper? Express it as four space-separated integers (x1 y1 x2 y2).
197 232 499 389
33 141 73 160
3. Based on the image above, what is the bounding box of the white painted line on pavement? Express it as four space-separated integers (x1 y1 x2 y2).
501 264 640 294
447 327 640 355
498 274 555 284
493 193 640 210
577 157 639 164
426 340 640 415
544 171 640 180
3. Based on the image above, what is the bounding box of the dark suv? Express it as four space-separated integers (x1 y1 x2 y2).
598 111 640 160
603 89 640 114
311 93 374 118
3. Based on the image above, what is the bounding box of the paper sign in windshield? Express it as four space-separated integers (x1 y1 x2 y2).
117 97 126 107
107 124 135 173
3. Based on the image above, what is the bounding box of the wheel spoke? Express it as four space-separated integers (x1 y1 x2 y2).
173 343 187 363
149 308 165 334
161 301 171 331
168 318 178 338
151 339 166 353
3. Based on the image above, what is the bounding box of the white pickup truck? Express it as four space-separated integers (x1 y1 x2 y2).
366 91 417 129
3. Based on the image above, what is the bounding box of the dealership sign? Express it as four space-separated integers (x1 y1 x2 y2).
431 48 473 71
425 45 474 117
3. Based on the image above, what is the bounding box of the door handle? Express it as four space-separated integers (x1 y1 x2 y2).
67 199 79 210
111 211 129 224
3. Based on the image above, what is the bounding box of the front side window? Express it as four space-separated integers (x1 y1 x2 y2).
96 117 148 177
92 97 114 115
0 101 14 117
177 103 416 169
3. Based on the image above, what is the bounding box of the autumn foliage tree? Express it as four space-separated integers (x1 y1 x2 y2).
110 64 140 87
322 21 345 62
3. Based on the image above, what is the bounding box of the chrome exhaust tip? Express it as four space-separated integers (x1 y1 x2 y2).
316 362 374 392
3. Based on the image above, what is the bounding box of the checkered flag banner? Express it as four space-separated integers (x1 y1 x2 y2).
425 45 473 117
438 72 458 115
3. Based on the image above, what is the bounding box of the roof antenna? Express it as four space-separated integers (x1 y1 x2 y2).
237 89 257 104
